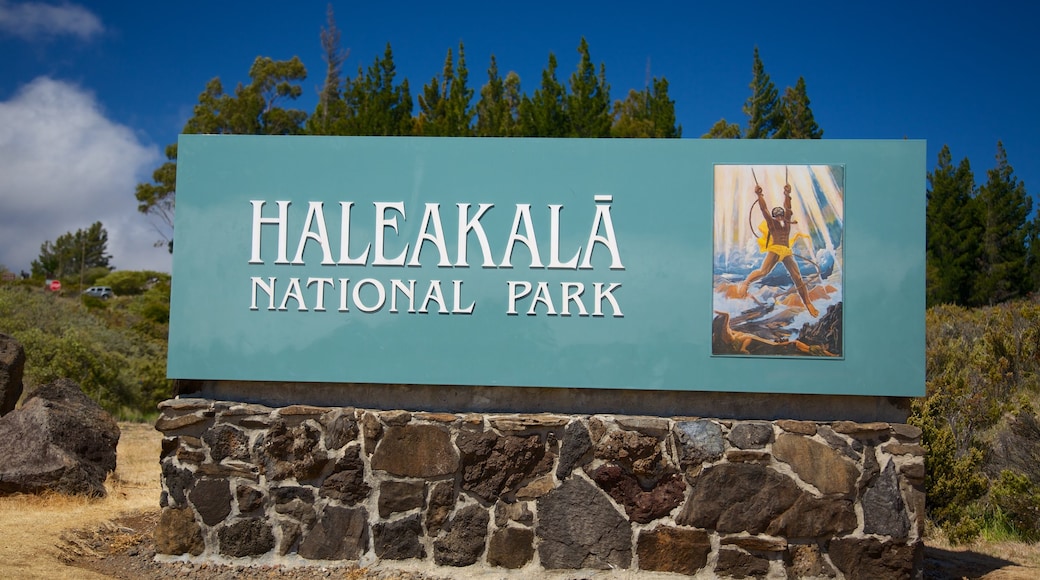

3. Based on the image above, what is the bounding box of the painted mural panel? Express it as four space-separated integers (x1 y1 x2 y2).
712 164 844 357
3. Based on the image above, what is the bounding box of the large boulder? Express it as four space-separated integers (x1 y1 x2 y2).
0 333 25 416
0 378 120 496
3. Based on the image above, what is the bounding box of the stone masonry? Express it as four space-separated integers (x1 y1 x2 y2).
155 399 925 578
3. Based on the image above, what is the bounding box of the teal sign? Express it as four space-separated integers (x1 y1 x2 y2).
168 136 925 397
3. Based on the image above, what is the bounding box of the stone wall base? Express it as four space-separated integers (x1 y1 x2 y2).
155 398 924 579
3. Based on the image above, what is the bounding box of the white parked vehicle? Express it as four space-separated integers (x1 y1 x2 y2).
82 286 114 299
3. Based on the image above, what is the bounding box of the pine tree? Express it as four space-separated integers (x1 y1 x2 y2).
702 119 742 139
417 49 450 135
610 77 681 138
742 47 781 139
342 43 414 135
648 77 681 138
504 71 522 134
1026 216 1040 293
418 44 475 136
307 5 348 136
566 37 611 138
776 77 822 139
519 53 567 137
973 142 1032 305
926 145 980 306
476 55 520 136
444 43 474 135
31 222 111 278
611 89 653 138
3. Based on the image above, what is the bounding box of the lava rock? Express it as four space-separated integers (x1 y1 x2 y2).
0 333 25 416
0 379 119 496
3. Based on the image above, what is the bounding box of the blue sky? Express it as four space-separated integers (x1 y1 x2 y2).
1 0 1035 273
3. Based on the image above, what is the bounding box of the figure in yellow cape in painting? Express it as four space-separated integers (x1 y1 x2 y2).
736 183 819 317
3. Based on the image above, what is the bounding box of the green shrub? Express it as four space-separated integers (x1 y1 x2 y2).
911 396 988 542
81 266 112 286
990 470 1040 541
0 283 172 420
16 326 123 407
96 270 169 296
138 280 171 324
80 293 109 310
915 295 1040 543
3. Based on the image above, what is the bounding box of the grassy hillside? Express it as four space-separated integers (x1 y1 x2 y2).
0 274 172 421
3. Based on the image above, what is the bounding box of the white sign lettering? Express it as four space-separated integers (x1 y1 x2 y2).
248 196 624 317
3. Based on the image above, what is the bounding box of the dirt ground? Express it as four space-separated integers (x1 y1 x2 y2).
1 423 1038 579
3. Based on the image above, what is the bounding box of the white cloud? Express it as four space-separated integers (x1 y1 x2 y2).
0 1 101 41
0 76 169 274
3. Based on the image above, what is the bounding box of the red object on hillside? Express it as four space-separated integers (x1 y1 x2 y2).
48 280 61 292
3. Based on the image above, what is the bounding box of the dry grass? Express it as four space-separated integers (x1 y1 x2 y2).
925 520 1040 570
928 535 1040 572
0 422 162 580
